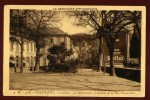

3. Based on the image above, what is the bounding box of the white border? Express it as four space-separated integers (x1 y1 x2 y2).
3 5 146 97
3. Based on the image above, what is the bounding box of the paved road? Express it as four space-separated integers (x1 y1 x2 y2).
9 68 140 91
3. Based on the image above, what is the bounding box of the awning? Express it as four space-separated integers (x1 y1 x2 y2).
10 61 17 64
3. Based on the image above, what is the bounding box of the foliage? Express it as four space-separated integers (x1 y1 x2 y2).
67 10 141 76
47 45 67 64
70 33 95 46
10 10 28 73
10 9 61 71
48 45 66 55
130 33 140 58
47 54 57 64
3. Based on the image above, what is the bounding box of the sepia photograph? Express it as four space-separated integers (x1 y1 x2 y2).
3 5 146 97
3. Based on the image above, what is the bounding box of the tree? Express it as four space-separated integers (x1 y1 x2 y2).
67 10 141 76
67 11 105 72
10 10 27 73
127 11 141 66
130 33 140 58
23 10 60 71
47 44 67 64
70 33 94 46
127 11 141 40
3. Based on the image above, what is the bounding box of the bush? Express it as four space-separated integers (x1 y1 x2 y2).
48 64 70 72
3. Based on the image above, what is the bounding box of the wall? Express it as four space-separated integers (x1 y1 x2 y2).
102 67 141 82
39 35 71 67
10 40 36 68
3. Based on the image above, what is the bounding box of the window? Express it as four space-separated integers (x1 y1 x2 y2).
26 42 29 52
10 57 14 61
31 43 33 52
10 42 13 51
34 46 36 52
51 38 53 43
16 43 19 52
115 39 119 42
33 43 34 52
114 49 120 52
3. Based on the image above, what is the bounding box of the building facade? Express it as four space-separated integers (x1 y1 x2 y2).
10 27 72 68
10 39 36 68
91 32 140 66
77 41 92 65
39 34 71 66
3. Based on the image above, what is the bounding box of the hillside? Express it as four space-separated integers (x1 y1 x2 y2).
70 33 95 46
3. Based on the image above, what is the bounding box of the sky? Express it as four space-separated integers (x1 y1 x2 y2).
58 12 93 35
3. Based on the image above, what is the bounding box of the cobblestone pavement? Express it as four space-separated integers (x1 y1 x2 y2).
9 67 140 91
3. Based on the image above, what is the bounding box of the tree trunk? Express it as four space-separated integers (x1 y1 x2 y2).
97 37 103 72
103 52 106 74
19 19 24 73
20 43 23 73
109 47 116 76
97 52 101 72
34 46 40 71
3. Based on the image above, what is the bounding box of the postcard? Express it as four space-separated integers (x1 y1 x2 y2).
3 5 146 97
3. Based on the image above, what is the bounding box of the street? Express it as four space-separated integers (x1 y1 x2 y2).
9 67 140 91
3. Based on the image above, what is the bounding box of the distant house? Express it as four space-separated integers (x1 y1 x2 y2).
39 27 71 66
77 41 91 64
73 46 80 53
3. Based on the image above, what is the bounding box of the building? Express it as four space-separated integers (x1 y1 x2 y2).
10 37 36 68
10 27 72 69
39 28 71 66
77 41 92 64
91 29 140 67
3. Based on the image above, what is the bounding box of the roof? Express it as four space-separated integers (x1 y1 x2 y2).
46 27 70 37
46 27 65 34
